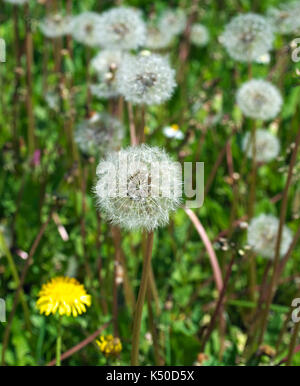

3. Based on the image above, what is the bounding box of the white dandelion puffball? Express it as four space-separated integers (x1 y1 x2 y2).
91 50 123 75
163 124 184 140
236 79 282 121
220 13 274 62
4 0 27 4
40 14 73 38
190 24 209 47
247 214 292 259
116 53 176 105
90 50 126 99
71 12 102 47
267 2 300 35
158 9 187 36
242 129 280 163
74 113 124 157
145 25 174 50
95 145 182 231
97 7 146 50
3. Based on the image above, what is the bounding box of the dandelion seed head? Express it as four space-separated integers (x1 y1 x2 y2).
36 276 91 317
145 25 174 50
242 129 280 163
71 12 102 47
221 13 274 62
247 214 292 259
40 13 73 38
95 145 182 231
116 53 176 105
74 113 124 158
190 24 209 47
236 79 282 121
97 7 146 50
267 2 300 35
90 50 130 99
158 8 187 36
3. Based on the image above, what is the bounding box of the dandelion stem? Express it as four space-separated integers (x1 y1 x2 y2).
24 2 36 156
128 102 138 146
131 231 154 366
56 316 62 366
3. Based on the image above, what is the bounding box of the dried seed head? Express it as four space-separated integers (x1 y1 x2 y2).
242 129 280 163
74 113 124 158
190 24 209 47
71 12 102 47
236 79 282 121
220 13 274 62
116 53 176 105
247 214 292 259
97 7 146 50
94 145 182 231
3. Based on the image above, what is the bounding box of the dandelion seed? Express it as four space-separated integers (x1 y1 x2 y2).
220 13 274 62
74 112 124 158
39 13 73 38
190 24 209 47
36 276 91 317
96 335 122 357
95 144 182 231
247 214 292 259
267 2 300 35
158 8 187 36
242 129 280 163
236 79 282 121
71 12 102 47
116 53 176 105
97 7 146 50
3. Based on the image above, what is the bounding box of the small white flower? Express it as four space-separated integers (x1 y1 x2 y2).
242 129 280 163
158 9 187 36
236 79 282 121
163 124 184 139
94 145 182 231
255 53 271 64
116 53 176 105
74 112 124 157
221 13 274 62
145 25 175 50
190 24 209 47
71 12 102 47
97 7 146 50
40 14 73 38
247 214 292 259
267 2 300 35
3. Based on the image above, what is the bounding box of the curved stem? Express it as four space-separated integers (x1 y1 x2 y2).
184 208 223 293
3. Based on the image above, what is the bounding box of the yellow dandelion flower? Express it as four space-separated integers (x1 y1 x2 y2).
36 276 91 317
96 335 122 357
